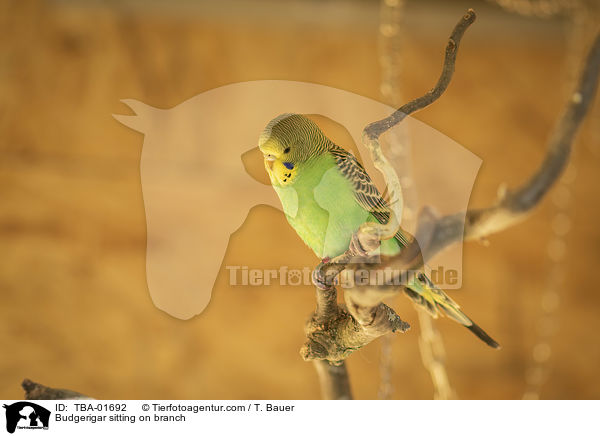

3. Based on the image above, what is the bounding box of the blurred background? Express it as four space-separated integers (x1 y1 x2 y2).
1 0 599 400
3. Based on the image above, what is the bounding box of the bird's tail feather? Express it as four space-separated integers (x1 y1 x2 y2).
404 274 501 349
465 321 501 349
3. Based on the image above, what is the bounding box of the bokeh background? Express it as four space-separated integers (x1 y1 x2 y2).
1 0 599 399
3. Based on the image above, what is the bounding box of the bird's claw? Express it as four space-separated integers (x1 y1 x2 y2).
349 231 377 257
312 262 334 290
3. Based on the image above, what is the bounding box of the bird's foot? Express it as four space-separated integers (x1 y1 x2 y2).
311 261 334 290
348 230 379 257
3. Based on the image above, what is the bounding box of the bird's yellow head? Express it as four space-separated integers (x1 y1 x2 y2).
258 113 329 187
258 137 298 186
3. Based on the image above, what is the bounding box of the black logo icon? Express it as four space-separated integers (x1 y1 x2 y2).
3 402 50 434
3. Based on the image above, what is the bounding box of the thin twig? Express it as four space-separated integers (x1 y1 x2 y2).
363 9 477 141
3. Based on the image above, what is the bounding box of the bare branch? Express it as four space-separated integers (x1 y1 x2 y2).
363 9 477 141
420 31 600 258
312 361 353 400
301 285 409 363
21 379 90 400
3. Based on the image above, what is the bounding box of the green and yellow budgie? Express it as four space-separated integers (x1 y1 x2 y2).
259 113 499 349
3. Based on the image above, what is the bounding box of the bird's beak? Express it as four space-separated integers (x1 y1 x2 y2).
265 155 276 170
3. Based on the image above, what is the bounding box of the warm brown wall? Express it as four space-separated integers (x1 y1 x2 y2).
1 0 598 399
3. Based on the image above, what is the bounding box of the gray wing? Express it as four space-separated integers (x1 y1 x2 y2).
329 145 411 248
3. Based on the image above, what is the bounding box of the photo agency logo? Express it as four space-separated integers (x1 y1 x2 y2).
113 81 481 320
226 265 460 288
3 402 50 433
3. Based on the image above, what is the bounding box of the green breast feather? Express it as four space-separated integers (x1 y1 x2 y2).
274 151 401 259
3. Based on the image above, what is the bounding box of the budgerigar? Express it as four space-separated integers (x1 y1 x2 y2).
259 113 499 348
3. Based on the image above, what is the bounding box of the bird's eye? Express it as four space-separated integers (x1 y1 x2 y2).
284 147 291 154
